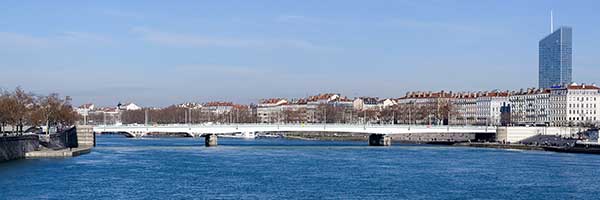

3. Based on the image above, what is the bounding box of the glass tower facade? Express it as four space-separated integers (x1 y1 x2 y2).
539 27 572 89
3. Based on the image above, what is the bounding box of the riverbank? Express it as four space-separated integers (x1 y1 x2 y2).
282 131 367 141
454 142 546 151
454 142 600 155
284 133 600 155
0 126 95 162
284 135 366 141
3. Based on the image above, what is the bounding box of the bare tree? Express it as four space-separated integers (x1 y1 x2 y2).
37 93 77 132
0 90 17 132
0 88 76 133
12 87 35 132
283 108 306 123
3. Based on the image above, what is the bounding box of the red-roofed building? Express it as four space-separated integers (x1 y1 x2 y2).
255 93 352 123
474 91 510 125
257 98 288 123
307 93 340 104
396 90 455 125
508 88 551 125
451 93 479 125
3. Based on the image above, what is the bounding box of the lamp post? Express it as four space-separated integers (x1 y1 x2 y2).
408 102 412 130
323 105 327 124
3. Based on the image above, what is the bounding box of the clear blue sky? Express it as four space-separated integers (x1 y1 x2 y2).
1 0 599 107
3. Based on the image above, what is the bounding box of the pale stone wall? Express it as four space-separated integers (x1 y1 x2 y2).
496 127 585 143
392 133 479 143
76 125 95 147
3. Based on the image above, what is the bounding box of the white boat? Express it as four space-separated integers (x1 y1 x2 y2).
219 132 256 139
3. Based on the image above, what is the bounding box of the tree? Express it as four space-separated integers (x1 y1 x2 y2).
0 90 17 132
12 87 35 132
121 109 145 124
37 93 77 132
380 106 397 124
56 96 78 127
283 108 306 123
0 88 76 133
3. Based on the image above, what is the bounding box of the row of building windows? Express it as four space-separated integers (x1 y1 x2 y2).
568 103 597 108
566 117 597 121
569 110 597 115
570 97 597 101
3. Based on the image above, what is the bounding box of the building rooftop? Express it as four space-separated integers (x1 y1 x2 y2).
78 103 95 109
566 83 600 90
203 102 234 107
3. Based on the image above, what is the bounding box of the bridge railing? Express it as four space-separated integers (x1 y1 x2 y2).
95 123 494 127
94 123 496 131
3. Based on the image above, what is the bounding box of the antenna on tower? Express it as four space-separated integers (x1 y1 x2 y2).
550 10 554 33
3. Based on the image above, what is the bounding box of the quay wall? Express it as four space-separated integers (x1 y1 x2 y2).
280 131 494 143
392 133 477 143
39 127 78 149
282 132 367 141
0 135 40 162
496 127 586 143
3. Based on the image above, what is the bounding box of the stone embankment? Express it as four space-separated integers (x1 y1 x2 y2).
283 132 367 141
282 131 495 144
454 143 546 151
281 127 600 155
0 125 95 162
0 135 40 162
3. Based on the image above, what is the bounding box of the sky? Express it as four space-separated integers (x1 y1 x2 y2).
1 0 600 107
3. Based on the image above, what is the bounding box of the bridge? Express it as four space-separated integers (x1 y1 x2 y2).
93 124 496 146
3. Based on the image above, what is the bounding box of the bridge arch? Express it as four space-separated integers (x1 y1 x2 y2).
144 131 195 137
180 132 195 137
99 131 138 138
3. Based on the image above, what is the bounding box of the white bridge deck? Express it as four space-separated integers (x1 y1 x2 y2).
93 124 496 137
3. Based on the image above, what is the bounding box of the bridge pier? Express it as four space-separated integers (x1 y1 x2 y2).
205 134 218 147
369 134 391 146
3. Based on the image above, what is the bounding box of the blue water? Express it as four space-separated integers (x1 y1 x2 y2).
1 135 600 200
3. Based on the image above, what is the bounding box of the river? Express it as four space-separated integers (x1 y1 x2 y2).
1 135 600 199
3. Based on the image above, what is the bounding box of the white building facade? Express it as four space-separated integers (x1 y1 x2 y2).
475 92 509 126
550 84 600 126
257 99 288 123
509 89 550 125
451 95 477 125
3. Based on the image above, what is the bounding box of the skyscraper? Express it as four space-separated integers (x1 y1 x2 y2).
538 26 572 89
